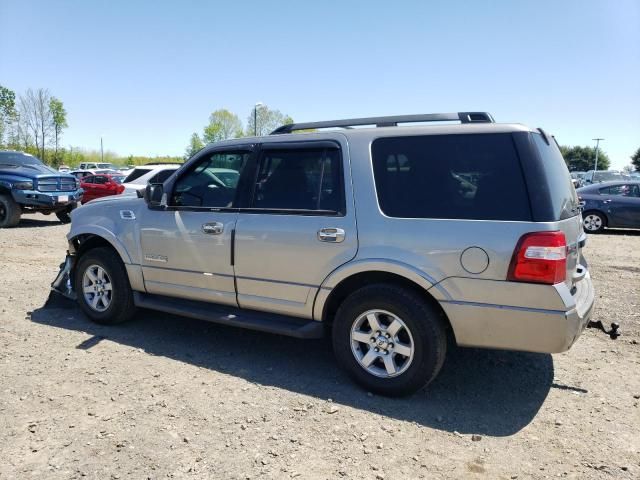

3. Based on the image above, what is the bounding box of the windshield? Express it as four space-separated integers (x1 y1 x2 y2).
98 163 117 169
112 176 125 184
0 152 43 166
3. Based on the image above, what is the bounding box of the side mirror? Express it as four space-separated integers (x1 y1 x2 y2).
144 183 165 207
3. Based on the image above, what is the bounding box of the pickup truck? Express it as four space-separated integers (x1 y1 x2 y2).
0 150 83 227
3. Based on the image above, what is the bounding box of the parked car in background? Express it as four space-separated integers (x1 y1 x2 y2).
583 170 625 185
577 181 640 233
69 170 94 181
58 164 71 173
570 171 585 188
629 171 640 179
80 173 126 204
0 150 82 227
121 163 181 196
79 162 119 173
53 112 594 396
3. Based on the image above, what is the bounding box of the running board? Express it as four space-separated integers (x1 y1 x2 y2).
133 292 324 339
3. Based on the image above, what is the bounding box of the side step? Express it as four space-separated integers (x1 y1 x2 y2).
133 292 324 339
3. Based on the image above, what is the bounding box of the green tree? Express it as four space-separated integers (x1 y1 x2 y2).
560 145 610 171
49 97 68 166
185 132 204 159
0 85 17 146
202 109 243 144
631 147 640 172
245 104 293 136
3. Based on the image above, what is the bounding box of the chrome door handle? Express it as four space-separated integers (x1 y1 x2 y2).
318 227 345 243
602 199 612 204
202 222 224 235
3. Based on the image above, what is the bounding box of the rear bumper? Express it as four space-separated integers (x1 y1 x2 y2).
440 272 595 354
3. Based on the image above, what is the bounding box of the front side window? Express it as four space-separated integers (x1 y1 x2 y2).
94 176 107 184
150 169 176 184
372 134 531 220
600 184 640 197
83 176 95 184
251 148 343 213
171 152 249 208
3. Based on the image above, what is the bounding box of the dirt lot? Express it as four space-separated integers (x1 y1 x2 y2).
1 214 639 479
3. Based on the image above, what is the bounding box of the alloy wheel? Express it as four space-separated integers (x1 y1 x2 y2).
350 309 415 378
82 264 113 312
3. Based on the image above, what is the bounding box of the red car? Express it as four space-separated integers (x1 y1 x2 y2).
80 174 125 204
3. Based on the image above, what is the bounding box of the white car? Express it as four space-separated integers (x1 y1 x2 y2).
78 162 119 174
121 164 182 196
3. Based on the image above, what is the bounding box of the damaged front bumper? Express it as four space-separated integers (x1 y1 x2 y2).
51 253 77 300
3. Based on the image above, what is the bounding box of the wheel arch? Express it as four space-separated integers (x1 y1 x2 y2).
315 268 455 342
69 228 132 265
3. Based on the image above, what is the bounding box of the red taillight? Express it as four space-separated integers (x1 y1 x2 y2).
508 231 567 285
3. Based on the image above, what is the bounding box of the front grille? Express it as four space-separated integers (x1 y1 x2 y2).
37 177 76 192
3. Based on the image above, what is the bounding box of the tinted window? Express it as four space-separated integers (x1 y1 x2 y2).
171 152 248 208
372 134 531 220
600 184 640 197
83 176 95 184
124 168 151 183
252 148 343 212
150 169 176 184
94 176 108 184
532 134 580 220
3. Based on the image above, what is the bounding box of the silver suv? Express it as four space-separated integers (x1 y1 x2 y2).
52 112 594 396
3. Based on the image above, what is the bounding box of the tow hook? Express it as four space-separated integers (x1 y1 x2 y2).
587 320 620 340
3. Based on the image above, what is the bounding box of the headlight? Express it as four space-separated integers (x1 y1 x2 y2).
12 181 34 190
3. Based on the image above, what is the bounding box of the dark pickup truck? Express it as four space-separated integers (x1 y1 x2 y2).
0 150 83 228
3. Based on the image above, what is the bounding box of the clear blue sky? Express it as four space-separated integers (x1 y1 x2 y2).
1 0 638 168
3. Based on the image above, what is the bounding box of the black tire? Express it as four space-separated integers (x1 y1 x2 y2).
332 284 447 397
582 210 606 233
0 194 22 228
56 204 76 224
75 247 136 325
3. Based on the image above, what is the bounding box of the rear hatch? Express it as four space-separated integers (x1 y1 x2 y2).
529 132 584 292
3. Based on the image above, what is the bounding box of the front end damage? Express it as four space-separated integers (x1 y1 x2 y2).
50 253 77 301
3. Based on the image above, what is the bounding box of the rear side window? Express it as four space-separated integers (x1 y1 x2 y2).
371 134 531 220
251 148 343 213
532 134 579 220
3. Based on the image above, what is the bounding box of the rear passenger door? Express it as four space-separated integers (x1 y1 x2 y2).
606 184 640 227
234 140 357 318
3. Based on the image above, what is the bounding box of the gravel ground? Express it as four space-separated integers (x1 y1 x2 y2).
1 214 639 480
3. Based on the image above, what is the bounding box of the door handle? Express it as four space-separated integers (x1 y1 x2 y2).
318 227 345 243
202 222 224 235
602 199 612 204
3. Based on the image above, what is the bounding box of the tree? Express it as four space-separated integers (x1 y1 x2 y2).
0 85 17 147
560 145 610 171
631 147 640 172
185 132 204 159
49 97 68 166
202 109 243 144
19 88 53 162
245 104 293 136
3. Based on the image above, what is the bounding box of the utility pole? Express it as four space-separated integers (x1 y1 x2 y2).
100 136 104 163
254 102 263 136
592 138 604 171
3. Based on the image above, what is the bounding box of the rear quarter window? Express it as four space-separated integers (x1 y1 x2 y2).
371 133 532 221
532 134 579 220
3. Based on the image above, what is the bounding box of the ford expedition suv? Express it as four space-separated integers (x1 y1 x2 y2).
0 151 82 227
52 112 594 396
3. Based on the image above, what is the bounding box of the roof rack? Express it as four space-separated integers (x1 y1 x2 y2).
270 112 494 135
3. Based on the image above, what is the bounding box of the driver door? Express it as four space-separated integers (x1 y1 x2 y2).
138 147 253 305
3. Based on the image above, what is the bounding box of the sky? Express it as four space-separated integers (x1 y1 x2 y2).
1 0 639 168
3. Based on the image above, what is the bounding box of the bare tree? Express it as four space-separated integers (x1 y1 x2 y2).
19 88 52 162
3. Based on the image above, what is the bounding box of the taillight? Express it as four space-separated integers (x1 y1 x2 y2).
508 231 567 285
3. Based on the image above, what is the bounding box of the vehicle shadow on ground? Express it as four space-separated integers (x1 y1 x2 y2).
598 229 640 236
31 302 555 437
15 217 63 228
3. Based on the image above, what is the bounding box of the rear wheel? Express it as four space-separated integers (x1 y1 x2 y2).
332 284 447 397
0 194 21 228
583 211 606 233
75 247 136 324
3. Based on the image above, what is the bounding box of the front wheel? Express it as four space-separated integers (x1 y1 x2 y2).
332 284 447 397
0 194 22 228
583 211 606 233
56 204 76 224
75 247 136 325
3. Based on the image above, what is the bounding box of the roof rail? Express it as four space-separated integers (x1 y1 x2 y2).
270 112 494 135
